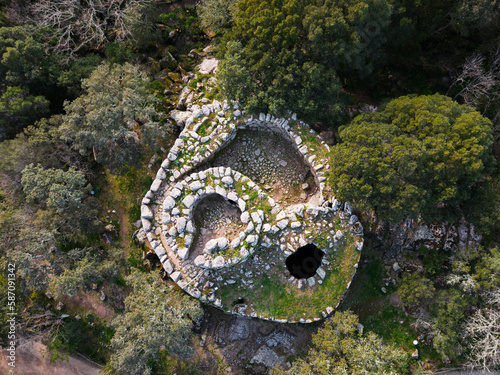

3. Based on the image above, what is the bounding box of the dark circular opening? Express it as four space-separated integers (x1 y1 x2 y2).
232 298 245 306
285 244 324 279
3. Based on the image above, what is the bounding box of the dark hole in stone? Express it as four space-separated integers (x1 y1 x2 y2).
232 298 245 306
285 244 324 279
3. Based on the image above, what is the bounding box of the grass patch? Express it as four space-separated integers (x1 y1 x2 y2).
217 238 360 320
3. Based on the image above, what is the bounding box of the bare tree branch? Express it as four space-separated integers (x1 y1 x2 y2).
464 289 500 371
28 0 155 56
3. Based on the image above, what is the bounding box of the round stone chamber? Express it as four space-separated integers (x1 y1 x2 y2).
141 105 364 323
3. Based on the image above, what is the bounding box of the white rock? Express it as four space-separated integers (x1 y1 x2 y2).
169 110 193 126
262 224 272 232
170 271 181 282
221 176 233 186
190 180 203 191
238 199 246 211
176 217 187 233
198 58 219 74
151 178 162 192
163 196 176 211
194 255 205 266
316 267 326 279
231 237 241 248
290 221 302 229
246 234 258 246
204 239 218 254
241 211 250 223
141 205 153 219
186 220 195 233
178 247 189 260
142 218 152 232
246 221 255 233
335 230 343 240
227 191 238 202
170 188 182 198
182 195 195 208
156 168 166 180
276 210 287 221
168 226 177 236
251 211 262 223
277 219 289 230
307 277 315 287
161 159 170 169
213 256 225 268
217 237 229 250
215 185 227 198
162 259 173 274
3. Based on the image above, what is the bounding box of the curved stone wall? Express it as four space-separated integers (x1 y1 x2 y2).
141 101 364 323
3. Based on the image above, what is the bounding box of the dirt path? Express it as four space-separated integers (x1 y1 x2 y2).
0 337 102 375
118 206 129 250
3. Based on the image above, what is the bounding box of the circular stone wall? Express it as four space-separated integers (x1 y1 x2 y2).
141 102 364 323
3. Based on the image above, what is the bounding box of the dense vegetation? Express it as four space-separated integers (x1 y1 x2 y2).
329 94 496 224
0 0 499 374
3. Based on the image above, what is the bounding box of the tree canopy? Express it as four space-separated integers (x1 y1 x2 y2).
328 94 494 223
21 163 91 212
272 310 408 374
217 0 392 127
60 62 163 171
107 270 203 375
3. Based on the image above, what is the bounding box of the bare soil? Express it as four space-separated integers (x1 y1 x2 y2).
61 290 117 321
0 335 102 375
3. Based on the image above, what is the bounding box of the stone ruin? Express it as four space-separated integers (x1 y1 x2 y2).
141 102 364 323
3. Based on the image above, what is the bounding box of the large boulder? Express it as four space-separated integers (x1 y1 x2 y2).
204 239 218 254
170 110 193 127
197 58 219 74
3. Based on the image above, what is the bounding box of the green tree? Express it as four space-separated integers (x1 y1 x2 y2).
328 94 494 223
21 163 91 213
60 63 163 171
398 273 436 309
49 247 122 298
107 270 203 375
272 310 408 374
217 0 392 127
0 26 104 137
0 86 49 134
432 289 467 360
451 0 500 37
197 0 236 31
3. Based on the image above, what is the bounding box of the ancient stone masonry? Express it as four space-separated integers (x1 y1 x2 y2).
142 99 364 323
